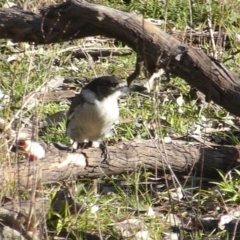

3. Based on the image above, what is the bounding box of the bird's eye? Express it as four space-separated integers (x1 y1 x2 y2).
110 82 117 87
105 82 117 88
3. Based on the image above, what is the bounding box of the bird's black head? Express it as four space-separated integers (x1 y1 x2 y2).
84 75 123 100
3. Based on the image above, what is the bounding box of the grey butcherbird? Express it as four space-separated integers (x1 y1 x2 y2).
66 75 145 158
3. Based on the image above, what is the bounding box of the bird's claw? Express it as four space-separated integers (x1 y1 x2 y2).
100 142 110 163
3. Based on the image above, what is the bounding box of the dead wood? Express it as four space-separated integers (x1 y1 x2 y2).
0 0 240 116
1 2 240 237
0 189 84 240
1 139 239 189
22 90 75 104
72 49 132 59
0 198 48 240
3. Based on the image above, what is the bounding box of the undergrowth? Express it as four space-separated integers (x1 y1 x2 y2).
0 0 240 239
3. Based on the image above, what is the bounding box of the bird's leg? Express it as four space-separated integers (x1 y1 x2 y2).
90 141 110 163
100 141 110 163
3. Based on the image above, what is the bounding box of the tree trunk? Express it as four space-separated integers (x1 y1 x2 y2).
0 0 240 116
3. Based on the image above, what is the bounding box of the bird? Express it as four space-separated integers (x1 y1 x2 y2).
66 75 145 151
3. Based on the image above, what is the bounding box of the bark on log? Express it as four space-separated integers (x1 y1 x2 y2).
1 139 240 189
0 0 240 116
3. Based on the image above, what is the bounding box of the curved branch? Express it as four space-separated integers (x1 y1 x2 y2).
0 0 240 116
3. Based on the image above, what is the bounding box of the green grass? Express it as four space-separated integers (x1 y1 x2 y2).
1 0 240 239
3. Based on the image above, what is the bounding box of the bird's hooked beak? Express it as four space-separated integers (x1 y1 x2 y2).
120 84 147 94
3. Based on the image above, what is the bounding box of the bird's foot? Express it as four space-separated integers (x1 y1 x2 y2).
100 142 110 163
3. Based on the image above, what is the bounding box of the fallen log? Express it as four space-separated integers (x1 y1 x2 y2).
2 139 240 189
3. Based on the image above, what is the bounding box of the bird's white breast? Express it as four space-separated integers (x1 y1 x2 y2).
69 89 121 142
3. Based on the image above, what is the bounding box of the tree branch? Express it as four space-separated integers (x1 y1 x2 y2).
0 0 240 116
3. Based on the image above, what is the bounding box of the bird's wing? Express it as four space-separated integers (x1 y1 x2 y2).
66 94 85 125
